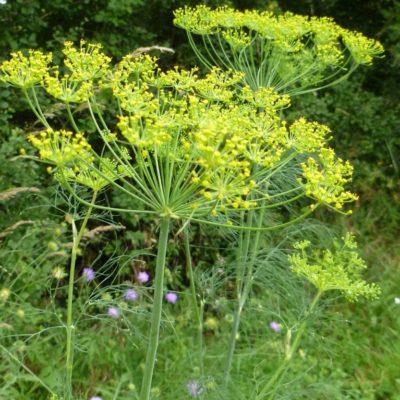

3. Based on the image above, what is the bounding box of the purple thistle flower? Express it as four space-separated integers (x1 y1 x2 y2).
107 306 120 318
90 397 103 400
82 267 95 283
269 321 282 332
165 292 178 304
137 271 150 283
124 288 138 302
186 380 203 397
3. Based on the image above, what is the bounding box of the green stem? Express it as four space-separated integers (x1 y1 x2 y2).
23 89 51 129
66 102 80 133
224 207 264 385
183 225 204 375
65 190 97 395
258 290 323 400
140 218 170 400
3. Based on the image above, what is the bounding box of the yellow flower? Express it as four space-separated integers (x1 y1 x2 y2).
0 50 51 89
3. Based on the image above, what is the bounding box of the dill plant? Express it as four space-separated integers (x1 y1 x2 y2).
254 233 380 400
0 16 382 398
174 5 384 94
174 5 384 388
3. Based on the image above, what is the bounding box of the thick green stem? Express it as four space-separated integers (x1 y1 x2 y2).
140 218 170 400
258 290 323 400
65 191 97 395
183 226 204 375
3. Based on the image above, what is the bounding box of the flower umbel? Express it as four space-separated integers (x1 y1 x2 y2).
174 6 384 93
289 233 380 301
0 42 359 223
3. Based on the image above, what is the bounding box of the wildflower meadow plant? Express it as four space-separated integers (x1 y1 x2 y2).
137 271 150 284
0 6 383 399
165 292 178 304
269 321 282 333
125 288 138 302
107 306 120 319
82 267 95 283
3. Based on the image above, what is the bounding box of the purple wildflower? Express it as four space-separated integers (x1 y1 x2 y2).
165 292 178 304
90 397 103 400
269 321 282 332
82 267 95 283
186 380 203 397
137 271 150 283
107 306 120 318
124 288 138 302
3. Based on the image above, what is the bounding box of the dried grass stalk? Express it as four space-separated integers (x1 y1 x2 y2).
131 45 174 58
0 187 40 201
0 220 34 239
83 224 126 240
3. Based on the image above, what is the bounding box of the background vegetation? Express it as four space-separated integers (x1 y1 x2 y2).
0 1 398 399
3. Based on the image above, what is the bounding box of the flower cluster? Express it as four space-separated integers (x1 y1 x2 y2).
300 148 358 210
0 49 51 89
0 42 359 219
28 129 93 166
289 233 380 301
60 157 126 191
174 6 384 93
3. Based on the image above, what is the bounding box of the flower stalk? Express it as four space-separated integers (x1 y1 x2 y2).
183 226 204 375
140 218 170 400
65 190 97 396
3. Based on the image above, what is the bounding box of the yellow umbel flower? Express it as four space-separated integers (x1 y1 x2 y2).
174 6 384 93
288 118 331 153
44 70 92 103
300 148 358 210
0 50 51 89
28 129 93 166
290 234 380 301
63 40 111 82
1 41 358 219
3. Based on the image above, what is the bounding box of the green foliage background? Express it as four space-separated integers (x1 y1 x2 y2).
0 0 399 399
